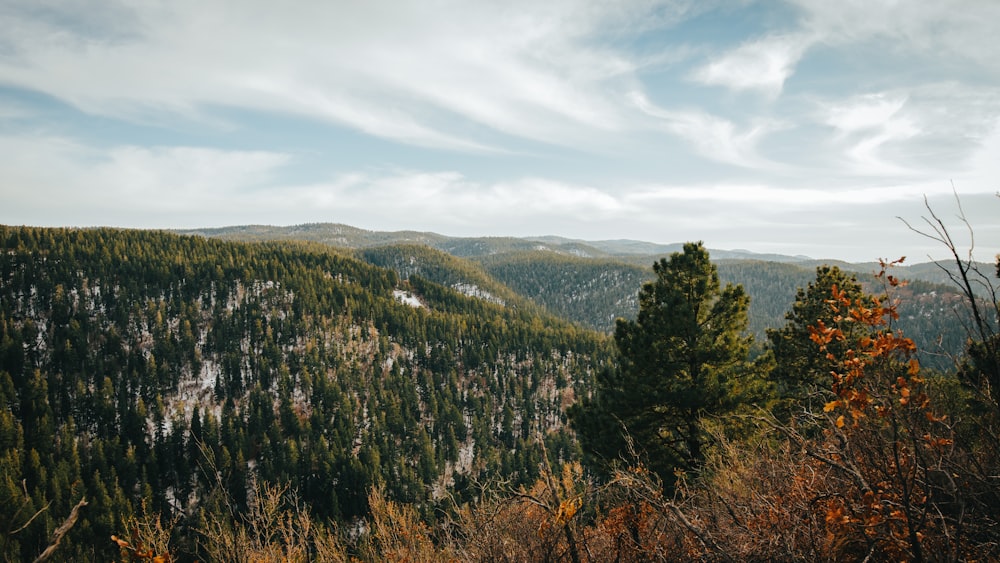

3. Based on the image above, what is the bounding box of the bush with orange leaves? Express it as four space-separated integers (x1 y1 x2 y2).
797 258 993 560
667 258 1000 561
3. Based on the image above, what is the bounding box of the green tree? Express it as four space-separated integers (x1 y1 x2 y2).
766 265 866 418
572 242 751 487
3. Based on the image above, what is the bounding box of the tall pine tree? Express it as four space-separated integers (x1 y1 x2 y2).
572 242 751 487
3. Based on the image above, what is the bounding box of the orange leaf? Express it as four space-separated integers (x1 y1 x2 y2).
836 415 845 428
925 411 947 423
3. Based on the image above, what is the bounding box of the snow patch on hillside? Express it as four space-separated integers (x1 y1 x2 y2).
452 283 505 306
393 289 423 308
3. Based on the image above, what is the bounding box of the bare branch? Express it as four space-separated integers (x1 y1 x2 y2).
9 502 50 536
899 190 1000 403
32 496 87 563
665 499 736 562
9 479 52 536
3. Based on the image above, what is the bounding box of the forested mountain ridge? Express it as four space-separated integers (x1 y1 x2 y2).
181 224 988 367
364 243 977 371
178 222 995 282
0 226 611 560
356 244 536 311
472 251 648 331
178 223 574 258
176 223 808 261
178 223 451 250
177 223 993 324
188 222 967 331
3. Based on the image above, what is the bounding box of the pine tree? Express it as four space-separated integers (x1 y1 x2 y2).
572 242 751 487
766 265 866 418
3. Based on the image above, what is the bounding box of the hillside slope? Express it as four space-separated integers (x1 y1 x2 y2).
356 244 535 311
0 226 610 560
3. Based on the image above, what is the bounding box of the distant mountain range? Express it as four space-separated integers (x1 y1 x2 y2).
175 222 987 277
176 223 817 262
176 223 994 372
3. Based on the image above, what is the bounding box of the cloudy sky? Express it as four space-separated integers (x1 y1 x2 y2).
2 0 999 262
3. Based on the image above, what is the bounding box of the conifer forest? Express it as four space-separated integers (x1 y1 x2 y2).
2 223 999 561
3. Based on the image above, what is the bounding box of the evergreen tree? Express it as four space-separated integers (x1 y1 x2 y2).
766 265 866 418
572 242 751 487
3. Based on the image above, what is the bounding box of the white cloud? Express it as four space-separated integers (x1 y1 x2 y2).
825 93 908 134
791 0 1000 69
0 0 689 151
815 83 1000 180
629 181 926 208
249 80 498 153
629 91 783 169
92 146 292 201
956 119 1000 193
0 135 94 207
0 135 292 224
821 93 921 175
0 132 630 231
275 171 629 230
691 33 812 96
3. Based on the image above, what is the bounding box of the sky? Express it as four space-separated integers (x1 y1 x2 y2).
1 0 999 263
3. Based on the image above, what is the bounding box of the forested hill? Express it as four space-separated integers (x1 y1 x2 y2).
354 243 974 371
182 223 980 371
0 226 611 561
175 223 809 261
357 244 535 312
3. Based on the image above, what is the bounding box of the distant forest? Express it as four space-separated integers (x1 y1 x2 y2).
190 223 985 371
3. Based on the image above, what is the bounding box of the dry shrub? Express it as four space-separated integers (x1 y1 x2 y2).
113 501 176 562
199 480 350 563
449 462 589 562
597 467 713 562
357 486 453 563
452 459 705 562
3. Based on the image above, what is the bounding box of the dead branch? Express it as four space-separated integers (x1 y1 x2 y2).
32 496 87 563
9 480 52 536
